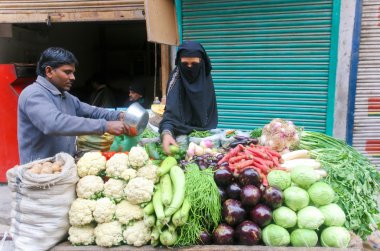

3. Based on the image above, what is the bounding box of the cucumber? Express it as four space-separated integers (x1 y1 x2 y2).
160 174 173 207
158 156 177 176
172 197 191 227
143 202 155 215
153 185 165 221
164 166 186 217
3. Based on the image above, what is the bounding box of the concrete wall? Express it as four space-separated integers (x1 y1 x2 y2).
333 0 357 140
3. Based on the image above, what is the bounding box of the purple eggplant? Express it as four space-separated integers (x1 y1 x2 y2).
262 186 283 209
250 204 272 227
226 183 241 200
213 224 235 245
218 186 228 203
238 168 261 186
198 230 213 245
235 220 261 245
240 185 261 207
222 199 246 226
214 169 233 187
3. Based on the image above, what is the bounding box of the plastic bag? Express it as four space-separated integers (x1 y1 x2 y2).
188 129 221 148
220 129 250 148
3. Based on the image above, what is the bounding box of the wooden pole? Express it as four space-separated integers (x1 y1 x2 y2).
160 44 170 100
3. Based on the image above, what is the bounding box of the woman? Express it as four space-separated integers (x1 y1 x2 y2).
159 41 218 154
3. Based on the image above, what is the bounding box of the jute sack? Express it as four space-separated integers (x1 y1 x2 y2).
6 152 79 251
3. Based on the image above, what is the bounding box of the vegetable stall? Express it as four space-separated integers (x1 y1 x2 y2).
8 119 379 250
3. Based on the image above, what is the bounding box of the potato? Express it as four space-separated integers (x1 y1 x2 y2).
53 171 61 174
51 164 62 172
28 163 43 174
54 160 64 166
42 161 53 167
40 166 53 174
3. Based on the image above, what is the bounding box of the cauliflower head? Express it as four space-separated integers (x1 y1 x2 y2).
77 152 106 177
124 177 154 204
137 161 159 183
68 225 95 245
69 198 96 226
93 197 116 223
76 175 104 199
94 221 123 247
115 200 144 224
128 146 149 168
104 178 126 202
123 220 151 247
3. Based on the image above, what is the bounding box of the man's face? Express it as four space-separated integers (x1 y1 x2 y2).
129 90 142 101
45 64 76 92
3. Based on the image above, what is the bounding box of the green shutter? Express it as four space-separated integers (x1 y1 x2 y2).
181 0 340 133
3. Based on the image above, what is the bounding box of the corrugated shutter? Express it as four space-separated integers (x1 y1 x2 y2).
0 0 144 23
182 0 339 132
352 0 380 168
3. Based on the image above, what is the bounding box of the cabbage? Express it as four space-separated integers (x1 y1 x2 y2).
308 182 335 206
321 226 350 248
319 203 346 227
297 206 325 229
290 229 318 247
273 206 297 228
290 166 319 189
262 224 290 246
267 170 291 191
283 186 309 211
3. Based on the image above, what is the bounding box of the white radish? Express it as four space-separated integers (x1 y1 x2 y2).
281 158 321 170
281 150 309 161
315 169 328 179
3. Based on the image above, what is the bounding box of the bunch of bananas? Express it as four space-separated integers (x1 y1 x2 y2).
76 133 115 152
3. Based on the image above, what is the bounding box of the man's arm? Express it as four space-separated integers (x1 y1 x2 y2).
72 95 121 121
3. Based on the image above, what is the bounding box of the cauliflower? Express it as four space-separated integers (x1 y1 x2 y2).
128 146 149 168
104 178 126 202
106 153 137 181
124 177 154 204
76 175 104 199
68 225 95 245
94 221 123 247
115 200 144 224
69 198 96 226
123 220 151 247
137 161 159 183
77 152 106 177
93 197 116 223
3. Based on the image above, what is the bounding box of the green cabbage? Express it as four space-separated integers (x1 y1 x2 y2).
321 226 350 248
267 170 291 191
297 206 325 229
308 182 335 206
290 166 319 189
273 206 297 228
290 229 318 247
319 203 346 227
284 186 309 211
262 224 290 247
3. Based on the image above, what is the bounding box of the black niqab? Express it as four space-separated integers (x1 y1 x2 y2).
159 41 218 135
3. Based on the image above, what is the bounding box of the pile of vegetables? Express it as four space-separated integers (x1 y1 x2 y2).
299 131 380 239
28 159 64 174
68 147 157 247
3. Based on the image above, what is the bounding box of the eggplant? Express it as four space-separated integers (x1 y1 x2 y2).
250 204 272 227
198 230 213 245
226 183 241 200
234 135 249 141
213 224 235 245
214 169 233 187
238 168 261 186
235 220 261 245
218 186 228 203
222 199 246 227
240 185 261 207
229 140 248 148
247 138 259 145
262 186 283 209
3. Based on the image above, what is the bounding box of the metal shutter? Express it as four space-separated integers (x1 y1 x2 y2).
352 0 380 168
182 0 339 133
0 0 144 23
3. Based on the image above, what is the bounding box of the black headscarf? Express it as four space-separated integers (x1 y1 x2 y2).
159 41 218 135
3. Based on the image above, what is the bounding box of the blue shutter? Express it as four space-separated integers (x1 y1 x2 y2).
181 0 340 133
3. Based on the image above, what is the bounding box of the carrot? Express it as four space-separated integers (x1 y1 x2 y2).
261 174 268 186
229 155 247 164
233 159 255 170
253 162 270 174
218 144 244 164
246 147 267 159
266 148 281 158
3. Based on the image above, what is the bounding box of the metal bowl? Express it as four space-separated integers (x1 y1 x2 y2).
123 102 149 136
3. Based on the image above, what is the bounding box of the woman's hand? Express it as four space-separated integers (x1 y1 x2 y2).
162 133 178 155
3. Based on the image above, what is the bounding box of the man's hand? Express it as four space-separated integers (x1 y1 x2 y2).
106 121 128 135
162 134 178 155
118 112 126 121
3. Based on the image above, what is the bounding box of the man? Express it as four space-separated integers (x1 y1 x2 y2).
124 83 149 109
18 47 126 164
88 73 115 108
